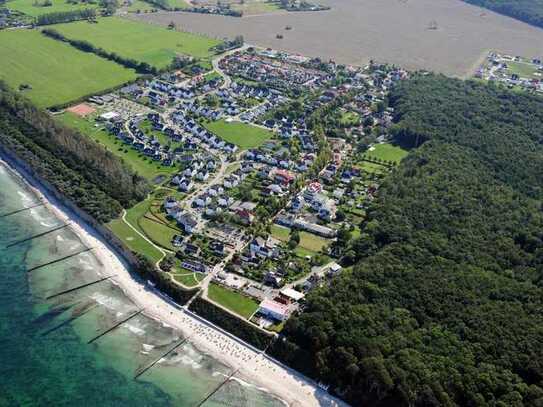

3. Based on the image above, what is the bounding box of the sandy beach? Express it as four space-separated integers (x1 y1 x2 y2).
0 157 348 407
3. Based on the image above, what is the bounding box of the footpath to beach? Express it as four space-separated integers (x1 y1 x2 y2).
0 157 348 407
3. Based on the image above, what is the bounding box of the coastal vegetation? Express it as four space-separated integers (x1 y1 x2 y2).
0 82 148 222
189 296 272 350
0 30 137 108
57 112 175 180
271 75 543 406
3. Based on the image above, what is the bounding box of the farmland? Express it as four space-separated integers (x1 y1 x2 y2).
53 17 221 69
136 0 543 77
6 0 98 17
202 119 274 148
0 30 137 108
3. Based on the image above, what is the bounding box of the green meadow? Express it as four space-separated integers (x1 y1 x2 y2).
365 142 408 164
0 30 137 108
54 17 221 69
6 0 98 17
202 119 274 149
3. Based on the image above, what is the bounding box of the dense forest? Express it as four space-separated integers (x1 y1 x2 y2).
463 0 543 29
0 82 149 222
270 75 543 406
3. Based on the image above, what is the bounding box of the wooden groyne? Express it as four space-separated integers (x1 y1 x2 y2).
0 202 44 218
88 309 143 344
45 274 114 300
41 302 99 336
134 336 190 379
194 368 240 407
27 247 93 273
6 223 69 248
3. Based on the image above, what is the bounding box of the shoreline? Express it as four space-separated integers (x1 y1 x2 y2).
0 157 348 407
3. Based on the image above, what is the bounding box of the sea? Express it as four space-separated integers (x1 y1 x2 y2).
0 161 285 407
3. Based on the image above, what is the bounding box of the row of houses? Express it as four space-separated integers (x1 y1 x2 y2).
170 110 238 154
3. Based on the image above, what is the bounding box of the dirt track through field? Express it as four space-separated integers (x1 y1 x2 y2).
132 0 543 77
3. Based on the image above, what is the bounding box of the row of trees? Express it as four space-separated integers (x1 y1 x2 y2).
35 8 96 25
42 29 157 74
270 74 543 406
0 81 149 221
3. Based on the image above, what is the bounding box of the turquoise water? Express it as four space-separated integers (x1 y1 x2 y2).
0 163 285 407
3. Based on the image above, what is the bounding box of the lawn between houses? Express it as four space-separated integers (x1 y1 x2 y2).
0 30 137 108
207 282 259 319
53 17 221 70
270 224 331 257
202 119 274 149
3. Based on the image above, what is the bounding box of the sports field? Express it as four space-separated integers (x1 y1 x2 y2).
0 30 137 108
53 17 221 69
202 119 274 149
6 0 98 17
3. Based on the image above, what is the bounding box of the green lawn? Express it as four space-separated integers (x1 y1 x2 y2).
6 0 99 17
339 111 360 127
0 30 137 108
172 272 204 288
139 217 177 250
356 161 387 174
53 17 221 69
271 224 290 242
208 283 259 319
365 143 408 164
506 61 541 79
107 218 163 263
202 119 274 149
299 231 330 252
294 245 316 258
57 112 176 180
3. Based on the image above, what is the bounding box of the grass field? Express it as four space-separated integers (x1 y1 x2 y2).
172 271 204 287
53 17 220 69
505 61 542 79
57 113 176 179
6 0 99 17
208 283 259 319
271 224 290 242
107 218 164 263
0 30 137 108
299 231 330 252
365 143 408 164
202 119 274 149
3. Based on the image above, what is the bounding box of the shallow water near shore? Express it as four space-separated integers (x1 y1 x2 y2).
0 162 285 407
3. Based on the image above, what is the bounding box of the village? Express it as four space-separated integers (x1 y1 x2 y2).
61 46 408 332
476 51 543 92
